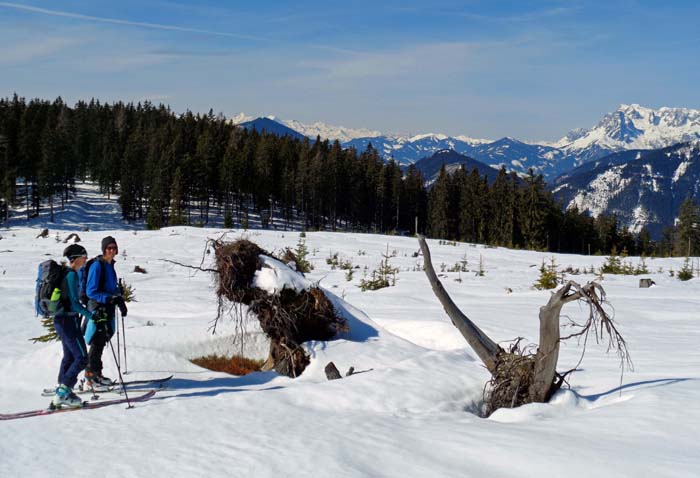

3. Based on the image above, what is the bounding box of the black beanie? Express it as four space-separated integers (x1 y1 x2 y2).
63 244 87 261
101 236 118 254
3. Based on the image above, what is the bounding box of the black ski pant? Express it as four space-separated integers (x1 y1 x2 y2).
54 315 88 389
85 303 115 377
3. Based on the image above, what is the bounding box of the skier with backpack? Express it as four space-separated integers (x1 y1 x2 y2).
80 236 128 389
35 244 93 408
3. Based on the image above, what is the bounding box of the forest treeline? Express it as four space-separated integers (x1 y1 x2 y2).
1 95 698 256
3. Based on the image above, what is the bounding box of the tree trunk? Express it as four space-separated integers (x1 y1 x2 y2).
530 287 568 402
417 235 501 372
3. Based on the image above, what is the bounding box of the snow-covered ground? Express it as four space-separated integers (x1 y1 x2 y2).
1 189 699 477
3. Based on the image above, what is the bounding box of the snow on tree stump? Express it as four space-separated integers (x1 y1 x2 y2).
639 278 655 288
213 239 348 378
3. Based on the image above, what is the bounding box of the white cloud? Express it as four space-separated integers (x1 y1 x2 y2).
301 42 476 81
0 36 77 65
0 2 267 41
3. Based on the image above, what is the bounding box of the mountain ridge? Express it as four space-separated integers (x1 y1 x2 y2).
232 104 700 181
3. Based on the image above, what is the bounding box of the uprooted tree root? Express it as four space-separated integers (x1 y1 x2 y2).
212 238 347 378
483 340 536 417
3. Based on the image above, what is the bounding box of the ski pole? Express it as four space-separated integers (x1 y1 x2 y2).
115 309 121 369
108 338 132 409
121 308 128 374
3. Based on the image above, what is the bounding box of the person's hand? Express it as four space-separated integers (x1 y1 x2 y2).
118 301 128 317
114 297 128 317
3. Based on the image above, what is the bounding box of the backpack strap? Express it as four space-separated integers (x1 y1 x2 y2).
95 257 107 293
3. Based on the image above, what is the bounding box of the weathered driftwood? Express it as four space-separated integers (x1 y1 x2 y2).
417 235 630 415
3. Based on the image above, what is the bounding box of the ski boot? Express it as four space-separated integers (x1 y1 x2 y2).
84 371 115 391
52 384 83 409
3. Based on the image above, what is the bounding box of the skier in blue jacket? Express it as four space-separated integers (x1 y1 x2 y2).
52 244 93 408
83 236 127 388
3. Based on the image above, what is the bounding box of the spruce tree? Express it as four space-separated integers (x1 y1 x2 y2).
676 198 700 256
427 165 451 239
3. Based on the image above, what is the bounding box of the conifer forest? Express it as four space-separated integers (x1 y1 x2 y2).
1 95 697 256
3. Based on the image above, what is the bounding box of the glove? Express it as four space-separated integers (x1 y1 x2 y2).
117 300 128 318
113 295 128 317
108 295 128 317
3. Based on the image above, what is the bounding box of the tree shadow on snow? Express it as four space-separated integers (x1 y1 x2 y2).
142 371 284 402
580 377 695 401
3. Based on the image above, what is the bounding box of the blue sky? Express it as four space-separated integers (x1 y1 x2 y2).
1 0 699 141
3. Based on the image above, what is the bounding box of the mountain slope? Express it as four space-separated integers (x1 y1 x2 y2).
412 149 500 184
552 141 700 237
469 137 576 180
239 117 307 141
231 104 700 182
557 104 700 164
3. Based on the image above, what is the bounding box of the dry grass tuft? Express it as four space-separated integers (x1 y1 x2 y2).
191 354 264 376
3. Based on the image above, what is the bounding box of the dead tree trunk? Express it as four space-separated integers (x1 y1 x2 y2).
417 234 502 373
417 235 630 415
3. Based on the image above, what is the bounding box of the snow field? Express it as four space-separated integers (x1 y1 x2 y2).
1 206 699 476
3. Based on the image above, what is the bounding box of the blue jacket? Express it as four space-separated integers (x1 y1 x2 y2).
84 258 119 345
86 258 119 304
61 270 94 320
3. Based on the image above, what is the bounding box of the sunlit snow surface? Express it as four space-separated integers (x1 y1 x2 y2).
1 188 699 477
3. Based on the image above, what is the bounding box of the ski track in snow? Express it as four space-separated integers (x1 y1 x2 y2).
1 187 700 477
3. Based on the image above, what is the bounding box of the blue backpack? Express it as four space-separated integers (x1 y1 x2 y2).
78 257 104 305
34 260 69 317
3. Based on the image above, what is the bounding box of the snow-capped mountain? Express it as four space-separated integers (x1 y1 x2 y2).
552 141 700 237
557 104 700 164
230 104 700 183
344 134 487 167
282 119 383 143
230 112 383 143
344 135 574 179
229 112 254 124
469 137 576 180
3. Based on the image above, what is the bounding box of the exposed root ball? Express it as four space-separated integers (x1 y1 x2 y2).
484 352 536 417
213 239 347 377
215 239 266 303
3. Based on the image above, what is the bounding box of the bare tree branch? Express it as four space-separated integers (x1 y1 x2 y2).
417 235 502 373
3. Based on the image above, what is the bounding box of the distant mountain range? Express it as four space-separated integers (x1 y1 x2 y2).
412 149 501 185
555 104 700 164
552 141 700 237
233 107 700 237
239 117 307 141
232 104 700 181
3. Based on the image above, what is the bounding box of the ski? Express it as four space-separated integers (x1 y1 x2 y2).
118 375 173 387
41 383 169 397
42 375 173 397
1 390 156 421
